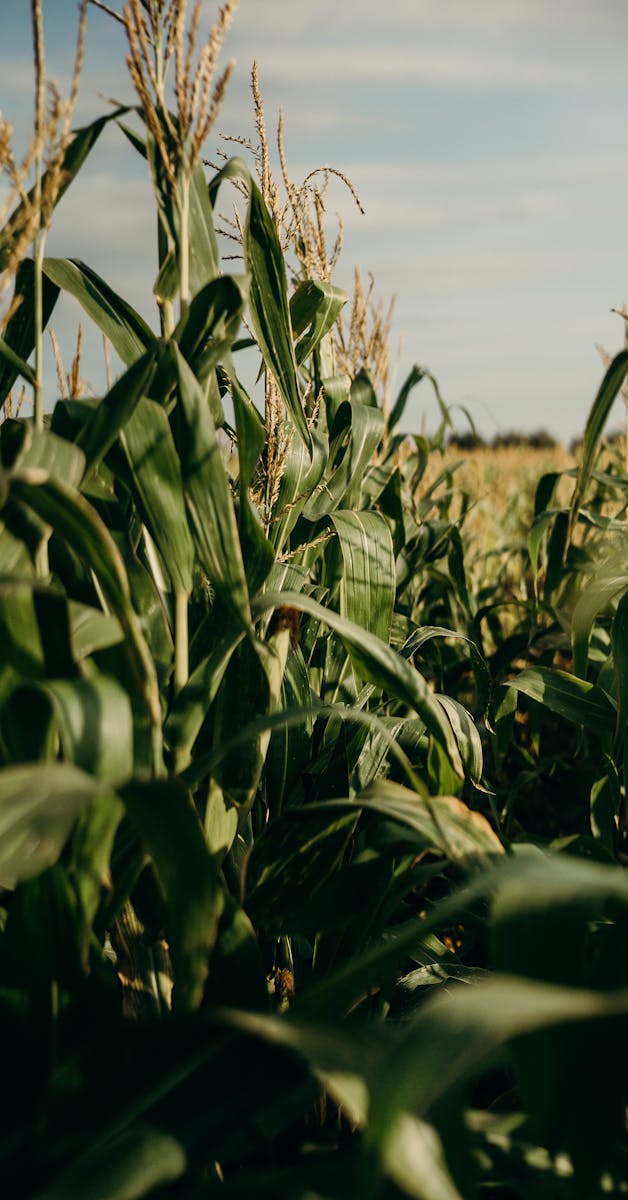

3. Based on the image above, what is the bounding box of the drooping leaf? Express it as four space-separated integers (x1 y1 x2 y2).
0 336 36 393
436 695 484 789
7 673 133 786
36 1122 187 1200
173 274 248 385
506 666 616 738
387 364 426 435
290 278 348 366
0 762 102 889
2 420 86 488
42 258 155 366
328 780 503 861
76 346 159 476
403 624 491 718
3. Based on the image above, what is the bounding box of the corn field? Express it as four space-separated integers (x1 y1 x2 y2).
1 3 628 1198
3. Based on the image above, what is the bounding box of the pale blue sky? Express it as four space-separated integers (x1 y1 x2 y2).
3 1 628 441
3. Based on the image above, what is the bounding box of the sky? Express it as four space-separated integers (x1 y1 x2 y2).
2 0 628 442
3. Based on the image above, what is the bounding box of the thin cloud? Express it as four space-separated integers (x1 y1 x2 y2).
233 45 587 89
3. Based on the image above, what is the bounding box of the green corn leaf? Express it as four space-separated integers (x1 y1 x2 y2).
447 526 472 617
211 158 312 452
265 644 313 817
322 372 352 423
210 635 273 810
70 790 124 962
0 761 103 889
186 158 223 292
42 258 155 366
68 602 123 659
165 622 246 766
303 400 384 520
119 118 222 294
0 335 37 392
0 581 46 710
209 156 312 451
590 773 617 850
330 509 395 644
388 366 452 451
527 508 559 597
489 859 628 1178
568 349 628 543
360 461 398 509
571 556 628 679
2 420 86 487
269 424 328 552
544 509 569 601
612 590 628 749
7 674 133 785
245 181 311 452
203 892 268 1010
245 806 359 929
387 363 426 435
365 975 628 1189
350 366 378 408
120 395 195 595
534 470 563 518
506 666 616 737
7 469 160 732
289 278 348 366
436 695 484 788
211 618 293 812
0 260 58 398
324 779 503 861
172 344 251 628
294 853 628 1021
36 1123 187 1200
121 777 224 1011
76 345 159 476
403 625 491 718
229 366 275 596
489 852 628 983
173 275 248 385
379 1114 464 1200
253 590 464 775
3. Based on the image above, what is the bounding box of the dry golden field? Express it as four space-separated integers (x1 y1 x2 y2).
421 443 574 545
418 437 626 602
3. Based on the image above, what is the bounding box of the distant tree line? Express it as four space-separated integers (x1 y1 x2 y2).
447 428 625 453
447 429 558 451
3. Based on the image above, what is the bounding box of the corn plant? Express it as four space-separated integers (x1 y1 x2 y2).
1 3 628 1198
